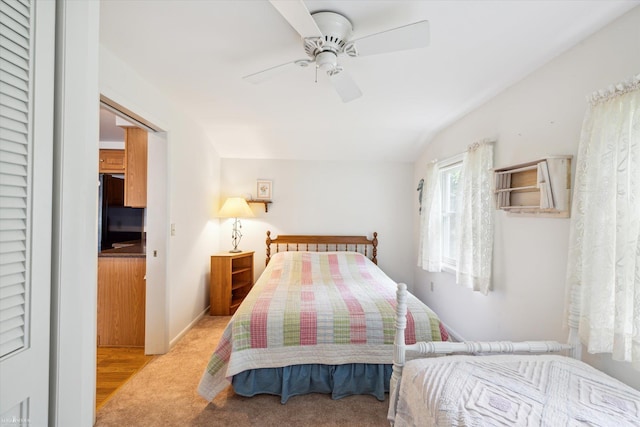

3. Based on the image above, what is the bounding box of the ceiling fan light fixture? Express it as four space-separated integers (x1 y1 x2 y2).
247 2 431 102
312 11 352 47
316 50 337 72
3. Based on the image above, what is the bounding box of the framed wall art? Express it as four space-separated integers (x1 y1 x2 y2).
256 180 272 200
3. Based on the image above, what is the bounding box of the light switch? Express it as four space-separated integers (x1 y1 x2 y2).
170 223 176 236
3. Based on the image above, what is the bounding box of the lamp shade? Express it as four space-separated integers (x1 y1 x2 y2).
218 197 254 218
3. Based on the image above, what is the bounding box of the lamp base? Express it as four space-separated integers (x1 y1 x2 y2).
229 249 242 253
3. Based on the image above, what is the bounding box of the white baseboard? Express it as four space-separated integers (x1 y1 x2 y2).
169 306 209 349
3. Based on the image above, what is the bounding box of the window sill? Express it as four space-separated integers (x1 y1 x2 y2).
441 265 456 275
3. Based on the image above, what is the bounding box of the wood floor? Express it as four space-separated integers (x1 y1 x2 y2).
96 347 154 410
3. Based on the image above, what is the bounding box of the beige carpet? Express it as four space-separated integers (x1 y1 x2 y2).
95 315 390 426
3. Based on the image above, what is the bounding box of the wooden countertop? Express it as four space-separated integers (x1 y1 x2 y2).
99 241 145 258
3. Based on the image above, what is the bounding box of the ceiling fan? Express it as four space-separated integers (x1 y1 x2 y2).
243 0 430 103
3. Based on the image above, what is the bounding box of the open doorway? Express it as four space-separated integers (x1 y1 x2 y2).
96 100 168 409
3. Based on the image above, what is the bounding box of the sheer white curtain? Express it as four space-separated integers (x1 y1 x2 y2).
566 74 640 365
456 140 494 295
417 162 442 272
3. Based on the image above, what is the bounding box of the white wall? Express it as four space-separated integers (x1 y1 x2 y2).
99 46 222 343
220 159 414 284
412 7 640 389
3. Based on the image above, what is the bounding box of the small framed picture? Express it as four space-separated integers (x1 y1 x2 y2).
256 180 272 200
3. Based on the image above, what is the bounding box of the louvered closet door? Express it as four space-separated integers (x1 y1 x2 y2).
0 0 55 424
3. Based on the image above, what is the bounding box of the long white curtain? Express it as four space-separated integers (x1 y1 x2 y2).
418 162 442 272
456 140 494 295
566 74 640 364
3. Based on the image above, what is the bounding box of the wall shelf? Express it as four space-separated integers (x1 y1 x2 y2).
494 156 572 218
247 199 272 213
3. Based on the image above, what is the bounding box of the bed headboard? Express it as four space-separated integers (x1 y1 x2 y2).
265 231 378 266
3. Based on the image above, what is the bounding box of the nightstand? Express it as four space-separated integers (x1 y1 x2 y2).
209 251 254 315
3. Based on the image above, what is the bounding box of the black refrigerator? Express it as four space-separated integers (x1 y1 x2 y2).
98 174 145 251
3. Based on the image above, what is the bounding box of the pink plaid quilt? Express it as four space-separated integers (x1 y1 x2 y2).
198 251 448 401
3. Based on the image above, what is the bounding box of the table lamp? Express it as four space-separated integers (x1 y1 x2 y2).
218 197 254 252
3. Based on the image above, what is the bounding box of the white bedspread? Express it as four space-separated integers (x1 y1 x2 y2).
393 354 640 426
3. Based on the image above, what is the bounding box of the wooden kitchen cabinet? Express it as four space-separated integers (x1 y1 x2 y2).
124 127 147 207
210 251 254 315
99 149 125 173
97 256 146 347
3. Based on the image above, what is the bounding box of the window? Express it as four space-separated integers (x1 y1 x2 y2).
440 162 461 271
418 141 494 294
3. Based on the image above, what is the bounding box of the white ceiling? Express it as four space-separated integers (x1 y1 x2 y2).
99 0 638 162
99 108 125 142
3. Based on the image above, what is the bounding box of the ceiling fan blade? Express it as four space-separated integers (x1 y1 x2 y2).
328 69 362 103
351 20 430 57
269 0 323 39
243 59 312 84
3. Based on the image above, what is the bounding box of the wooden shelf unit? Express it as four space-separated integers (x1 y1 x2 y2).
210 251 254 315
494 156 572 217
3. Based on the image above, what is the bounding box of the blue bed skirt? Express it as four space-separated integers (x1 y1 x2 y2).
231 363 392 404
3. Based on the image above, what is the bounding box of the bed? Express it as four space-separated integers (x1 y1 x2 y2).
388 283 640 426
198 232 449 403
